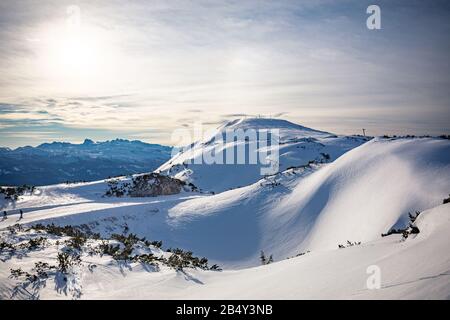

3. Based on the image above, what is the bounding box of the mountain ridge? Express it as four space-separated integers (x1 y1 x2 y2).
0 138 172 186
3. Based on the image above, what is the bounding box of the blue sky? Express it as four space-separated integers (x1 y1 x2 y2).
0 0 449 148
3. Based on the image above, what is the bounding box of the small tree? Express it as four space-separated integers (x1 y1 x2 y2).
260 251 273 265
408 211 421 223
260 251 266 265
57 252 81 274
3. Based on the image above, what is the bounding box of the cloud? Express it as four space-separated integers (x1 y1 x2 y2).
0 0 449 147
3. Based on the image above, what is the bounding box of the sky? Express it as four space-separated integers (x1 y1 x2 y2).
0 0 449 148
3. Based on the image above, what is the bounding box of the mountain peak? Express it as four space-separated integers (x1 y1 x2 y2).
220 117 330 135
83 138 95 145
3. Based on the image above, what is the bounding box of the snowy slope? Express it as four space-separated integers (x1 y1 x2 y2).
1 203 449 299
274 137 450 253
157 118 370 193
1 137 449 271
164 137 450 264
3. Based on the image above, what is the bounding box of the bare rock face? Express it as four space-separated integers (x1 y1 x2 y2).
128 173 184 197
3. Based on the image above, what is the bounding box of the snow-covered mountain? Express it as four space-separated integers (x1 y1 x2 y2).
157 118 370 193
0 139 172 186
0 119 449 300
163 136 450 265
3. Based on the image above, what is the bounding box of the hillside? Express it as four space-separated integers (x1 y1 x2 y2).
157 118 370 193
1 200 449 299
0 118 449 299
1 136 449 269
165 137 450 265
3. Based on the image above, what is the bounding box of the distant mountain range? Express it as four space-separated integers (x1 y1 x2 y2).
0 139 172 186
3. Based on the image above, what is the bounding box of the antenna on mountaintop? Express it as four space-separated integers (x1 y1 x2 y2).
362 128 366 136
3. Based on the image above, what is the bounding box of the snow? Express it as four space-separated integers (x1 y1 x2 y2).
0 118 449 299
1 137 449 269
1 203 448 299
162 137 450 265
157 118 370 193
269 137 450 254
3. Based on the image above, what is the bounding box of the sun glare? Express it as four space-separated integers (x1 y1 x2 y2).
35 18 116 92
50 30 99 75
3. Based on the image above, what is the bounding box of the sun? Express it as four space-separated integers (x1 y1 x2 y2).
50 29 100 75
35 17 115 90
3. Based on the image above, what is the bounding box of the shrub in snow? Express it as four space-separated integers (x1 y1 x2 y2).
113 246 133 261
260 251 274 265
338 241 361 249
8 223 219 278
287 251 311 259
32 223 100 240
165 247 211 270
297 251 310 257
65 235 87 251
381 228 403 237
408 211 421 223
0 185 35 201
409 225 420 234
443 194 450 204
145 240 163 248
402 224 421 240
165 254 188 271
10 261 56 283
10 268 27 279
133 253 161 266
209 264 222 271
0 239 15 252
34 261 56 278
7 223 27 234
57 251 81 274
260 251 266 264
382 210 422 239
99 241 120 257
19 237 48 250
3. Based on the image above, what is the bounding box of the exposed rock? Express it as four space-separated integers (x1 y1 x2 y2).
105 173 197 198
128 173 184 197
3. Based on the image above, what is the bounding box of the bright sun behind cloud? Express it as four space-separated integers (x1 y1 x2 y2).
49 28 100 76
33 12 118 94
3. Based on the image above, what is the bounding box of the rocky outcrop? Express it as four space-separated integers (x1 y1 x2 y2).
128 173 184 197
105 173 197 198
